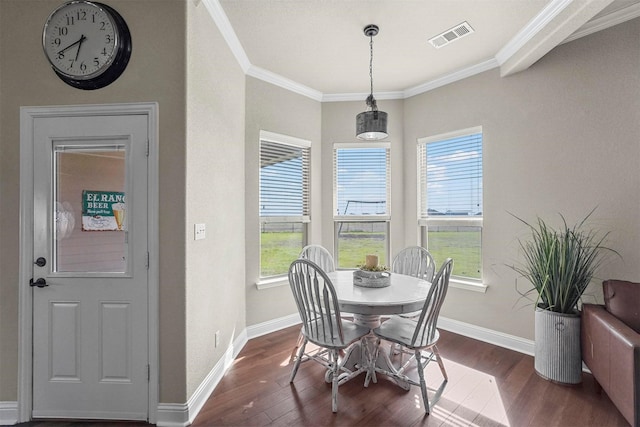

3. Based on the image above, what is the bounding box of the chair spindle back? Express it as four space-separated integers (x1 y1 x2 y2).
412 258 453 347
289 259 344 346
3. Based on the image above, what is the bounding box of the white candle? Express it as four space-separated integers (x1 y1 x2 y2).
365 254 378 268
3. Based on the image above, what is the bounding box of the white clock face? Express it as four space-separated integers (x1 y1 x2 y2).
43 1 119 80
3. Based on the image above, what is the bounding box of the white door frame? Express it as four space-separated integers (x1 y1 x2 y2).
18 103 159 423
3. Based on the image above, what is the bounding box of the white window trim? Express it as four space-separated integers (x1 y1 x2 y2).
256 274 289 290
332 142 392 267
259 130 311 281
417 126 484 289
416 126 482 146
260 130 311 148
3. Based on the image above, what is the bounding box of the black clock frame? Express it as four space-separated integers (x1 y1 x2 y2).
52 2 132 90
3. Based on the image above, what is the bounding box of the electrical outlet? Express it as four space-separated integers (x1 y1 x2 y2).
215 331 220 348
194 223 206 240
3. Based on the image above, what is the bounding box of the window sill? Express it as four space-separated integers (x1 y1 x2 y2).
449 278 488 293
256 276 288 290
256 275 487 293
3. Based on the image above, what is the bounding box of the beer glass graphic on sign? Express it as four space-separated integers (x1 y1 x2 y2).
112 202 125 230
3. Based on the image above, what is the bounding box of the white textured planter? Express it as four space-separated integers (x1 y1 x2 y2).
534 308 582 384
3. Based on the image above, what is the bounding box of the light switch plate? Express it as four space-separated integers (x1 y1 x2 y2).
194 223 206 240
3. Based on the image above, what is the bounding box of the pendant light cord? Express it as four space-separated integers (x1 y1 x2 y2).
367 34 378 111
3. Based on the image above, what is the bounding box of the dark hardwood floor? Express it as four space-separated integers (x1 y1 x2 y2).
17 325 628 427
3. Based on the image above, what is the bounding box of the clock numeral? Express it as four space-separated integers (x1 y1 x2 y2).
53 38 61 47
105 34 112 44
94 58 100 67
76 10 86 21
58 52 65 60
80 62 87 71
66 15 75 26
58 27 68 36
101 47 108 56
100 21 106 30
68 58 75 68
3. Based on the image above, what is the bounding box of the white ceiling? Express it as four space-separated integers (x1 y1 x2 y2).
213 0 640 99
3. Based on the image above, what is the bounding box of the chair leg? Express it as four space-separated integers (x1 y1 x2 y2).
289 330 305 363
289 338 308 383
415 349 431 414
331 349 340 413
433 345 448 380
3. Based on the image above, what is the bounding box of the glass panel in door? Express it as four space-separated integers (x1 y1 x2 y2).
53 144 128 273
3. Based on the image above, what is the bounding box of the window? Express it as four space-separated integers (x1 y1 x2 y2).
333 142 390 269
259 131 310 278
418 127 482 281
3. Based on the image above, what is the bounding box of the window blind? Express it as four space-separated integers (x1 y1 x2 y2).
419 131 482 220
334 144 390 218
260 139 310 220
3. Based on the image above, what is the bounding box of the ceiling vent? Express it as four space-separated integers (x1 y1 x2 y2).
428 21 474 49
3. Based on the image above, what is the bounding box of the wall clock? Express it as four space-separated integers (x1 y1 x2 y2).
42 1 132 90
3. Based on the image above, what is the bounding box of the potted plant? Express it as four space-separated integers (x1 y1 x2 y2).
509 209 616 384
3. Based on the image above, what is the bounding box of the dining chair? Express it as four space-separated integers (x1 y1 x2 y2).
288 259 370 412
392 246 436 282
290 245 337 362
389 246 437 356
372 258 453 414
299 244 336 272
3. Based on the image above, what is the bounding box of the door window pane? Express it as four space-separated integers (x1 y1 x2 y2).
53 145 128 273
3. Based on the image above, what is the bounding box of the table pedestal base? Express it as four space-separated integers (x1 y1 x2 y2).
337 333 411 391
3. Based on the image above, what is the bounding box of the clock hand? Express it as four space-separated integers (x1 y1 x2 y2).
74 35 87 61
57 35 86 56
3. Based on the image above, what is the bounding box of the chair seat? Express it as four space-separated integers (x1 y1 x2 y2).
304 318 370 349
373 316 440 349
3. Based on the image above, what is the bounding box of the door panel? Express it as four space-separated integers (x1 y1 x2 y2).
32 114 148 421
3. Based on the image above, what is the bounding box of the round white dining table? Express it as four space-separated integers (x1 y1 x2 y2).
327 270 432 328
325 270 433 389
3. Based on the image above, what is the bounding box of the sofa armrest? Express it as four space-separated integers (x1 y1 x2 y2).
582 303 640 426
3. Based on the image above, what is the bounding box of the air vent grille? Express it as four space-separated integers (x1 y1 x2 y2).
428 21 474 49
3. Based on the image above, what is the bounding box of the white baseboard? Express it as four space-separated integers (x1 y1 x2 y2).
438 317 535 356
156 329 248 427
246 312 301 339
0 401 18 425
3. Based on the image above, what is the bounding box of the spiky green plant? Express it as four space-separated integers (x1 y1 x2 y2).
510 209 616 314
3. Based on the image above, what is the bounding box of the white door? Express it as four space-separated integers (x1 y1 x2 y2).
31 114 149 420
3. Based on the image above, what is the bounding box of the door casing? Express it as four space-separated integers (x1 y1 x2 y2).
18 103 159 423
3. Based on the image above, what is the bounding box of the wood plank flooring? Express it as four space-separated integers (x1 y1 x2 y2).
17 325 629 427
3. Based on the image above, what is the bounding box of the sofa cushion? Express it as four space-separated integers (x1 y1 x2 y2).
603 280 640 333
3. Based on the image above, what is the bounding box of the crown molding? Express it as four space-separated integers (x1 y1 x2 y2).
403 58 499 99
562 2 640 43
495 0 573 66
246 65 323 101
322 91 405 102
201 0 251 72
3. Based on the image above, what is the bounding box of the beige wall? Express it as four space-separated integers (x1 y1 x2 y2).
185 1 246 398
402 18 640 340
244 77 322 326
0 0 188 403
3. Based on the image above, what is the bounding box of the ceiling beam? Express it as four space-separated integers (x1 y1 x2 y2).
497 0 615 77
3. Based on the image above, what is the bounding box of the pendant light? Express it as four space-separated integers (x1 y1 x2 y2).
356 24 388 141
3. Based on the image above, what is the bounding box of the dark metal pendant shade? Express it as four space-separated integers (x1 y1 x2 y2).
356 24 388 141
356 110 388 140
